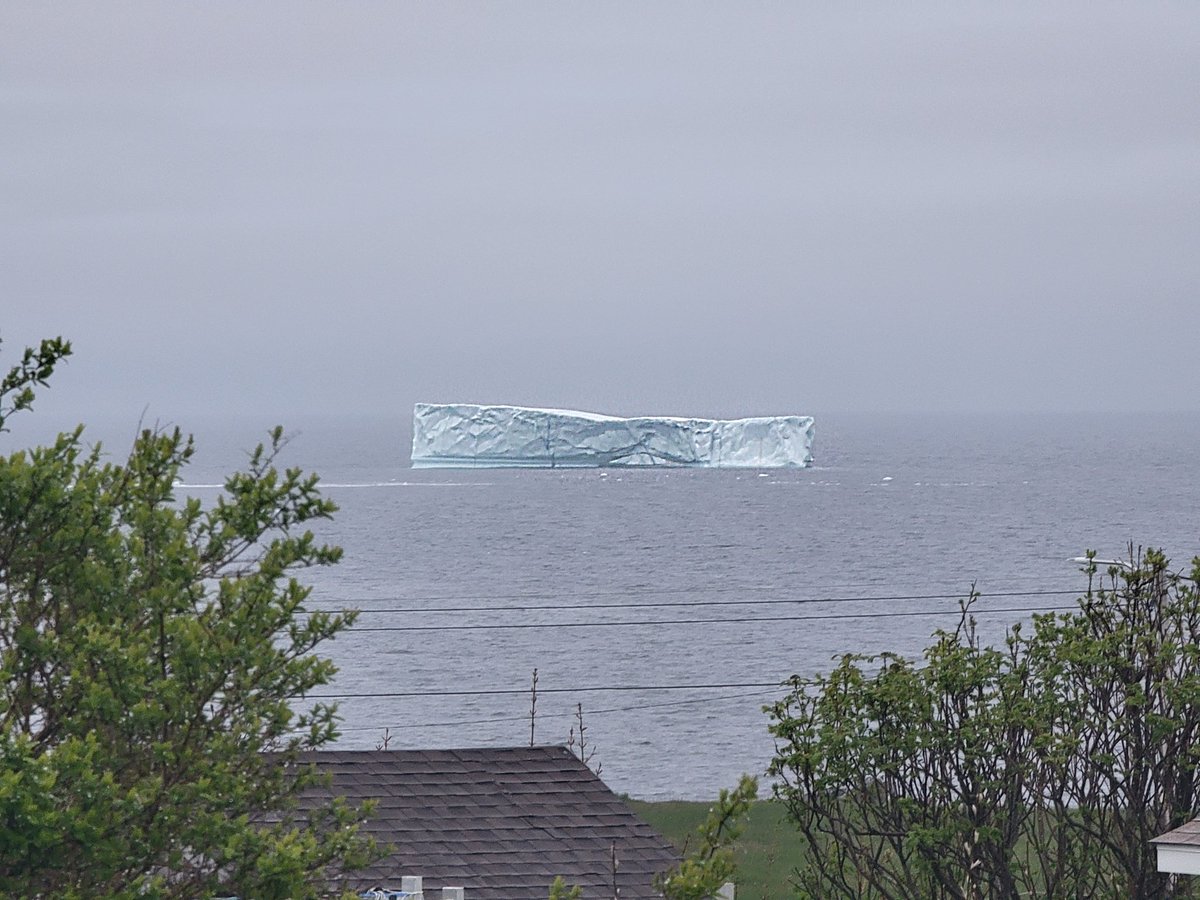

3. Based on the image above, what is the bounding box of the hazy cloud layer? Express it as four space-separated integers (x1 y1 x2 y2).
2 2 1197 426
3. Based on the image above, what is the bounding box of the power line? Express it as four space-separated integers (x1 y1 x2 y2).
327 687 789 733
336 603 1073 634
317 565 1093 605
307 585 1082 611
303 588 1080 616
309 680 787 699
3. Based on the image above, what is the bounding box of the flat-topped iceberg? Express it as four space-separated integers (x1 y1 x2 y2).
411 403 814 468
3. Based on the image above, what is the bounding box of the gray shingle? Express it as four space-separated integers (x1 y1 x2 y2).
1153 817 1200 847
296 746 679 899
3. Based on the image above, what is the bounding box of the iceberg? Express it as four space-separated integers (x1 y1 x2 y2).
411 403 814 468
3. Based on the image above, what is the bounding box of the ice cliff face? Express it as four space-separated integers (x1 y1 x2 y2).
411 404 814 468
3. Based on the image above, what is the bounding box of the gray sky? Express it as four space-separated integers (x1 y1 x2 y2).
2 2 1197 425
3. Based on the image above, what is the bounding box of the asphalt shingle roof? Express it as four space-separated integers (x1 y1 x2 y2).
297 746 679 900
1152 817 1200 847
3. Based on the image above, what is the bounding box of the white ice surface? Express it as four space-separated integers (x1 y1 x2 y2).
411 403 815 468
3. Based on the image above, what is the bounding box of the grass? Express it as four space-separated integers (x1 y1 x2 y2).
627 798 805 900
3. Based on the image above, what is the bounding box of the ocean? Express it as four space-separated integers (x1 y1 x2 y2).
14 410 1200 799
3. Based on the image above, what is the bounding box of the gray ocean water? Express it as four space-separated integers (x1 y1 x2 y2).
14 411 1200 799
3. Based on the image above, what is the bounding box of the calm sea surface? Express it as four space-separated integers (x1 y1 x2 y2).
14 411 1200 799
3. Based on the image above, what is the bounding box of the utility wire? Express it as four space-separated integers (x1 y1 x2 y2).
337 603 1073 634
307 588 1080 619
326 687 788 733
308 586 1082 612
316 564 1093 604
310 681 787 699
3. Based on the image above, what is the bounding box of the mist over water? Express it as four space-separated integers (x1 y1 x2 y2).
9 410 1199 798
2 0 1196 807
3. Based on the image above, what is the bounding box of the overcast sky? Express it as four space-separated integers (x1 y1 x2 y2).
2 2 1197 427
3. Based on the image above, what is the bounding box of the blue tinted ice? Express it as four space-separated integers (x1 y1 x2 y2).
411 403 814 468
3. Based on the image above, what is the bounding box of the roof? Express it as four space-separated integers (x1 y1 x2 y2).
294 746 680 899
1152 817 1200 846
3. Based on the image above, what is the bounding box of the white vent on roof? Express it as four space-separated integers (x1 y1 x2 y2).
360 874 465 899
